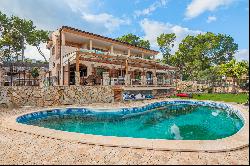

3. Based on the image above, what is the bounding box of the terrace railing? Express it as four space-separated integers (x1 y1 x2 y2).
62 49 160 65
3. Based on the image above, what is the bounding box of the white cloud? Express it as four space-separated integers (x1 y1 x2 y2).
64 0 130 33
135 0 168 17
185 0 235 19
81 13 130 33
140 19 203 58
235 49 249 61
0 0 124 34
24 44 50 61
0 0 131 60
64 0 102 12
207 16 217 23
0 0 65 30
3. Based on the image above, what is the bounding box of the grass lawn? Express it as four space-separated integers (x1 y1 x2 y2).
171 93 249 104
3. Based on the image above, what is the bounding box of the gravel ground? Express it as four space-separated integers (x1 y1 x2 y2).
0 104 249 165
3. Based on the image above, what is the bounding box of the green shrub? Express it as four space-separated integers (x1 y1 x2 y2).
31 67 39 78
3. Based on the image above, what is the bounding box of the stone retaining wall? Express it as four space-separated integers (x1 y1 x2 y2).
0 86 114 107
177 81 248 93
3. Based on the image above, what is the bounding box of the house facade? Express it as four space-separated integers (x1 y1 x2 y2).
47 26 178 99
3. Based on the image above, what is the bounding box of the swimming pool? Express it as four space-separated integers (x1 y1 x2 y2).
16 100 244 140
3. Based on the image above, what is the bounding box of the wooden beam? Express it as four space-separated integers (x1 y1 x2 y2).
65 41 82 48
76 51 174 70
79 57 159 70
77 51 166 68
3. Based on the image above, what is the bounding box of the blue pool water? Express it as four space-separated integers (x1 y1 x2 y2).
17 101 244 140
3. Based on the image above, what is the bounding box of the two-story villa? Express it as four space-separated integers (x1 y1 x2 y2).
47 26 178 99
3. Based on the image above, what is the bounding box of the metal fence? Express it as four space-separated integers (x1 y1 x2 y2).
0 60 50 87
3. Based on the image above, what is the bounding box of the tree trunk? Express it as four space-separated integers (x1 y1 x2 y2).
21 38 25 62
36 45 48 62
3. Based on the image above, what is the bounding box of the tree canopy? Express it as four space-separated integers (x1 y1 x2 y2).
0 11 49 62
31 67 40 78
218 59 249 93
218 59 249 80
157 33 176 65
168 32 238 80
0 12 22 62
116 33 150 49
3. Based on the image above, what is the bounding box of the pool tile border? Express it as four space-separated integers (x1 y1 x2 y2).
1 99 249 152
16 100 245 124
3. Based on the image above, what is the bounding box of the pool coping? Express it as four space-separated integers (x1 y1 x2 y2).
1 99 249 152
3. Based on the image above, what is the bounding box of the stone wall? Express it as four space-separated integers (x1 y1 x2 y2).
177 81 249 93
177 81 207 93
0 86 114 107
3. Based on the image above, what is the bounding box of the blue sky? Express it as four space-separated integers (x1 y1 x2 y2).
0 0 248 61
